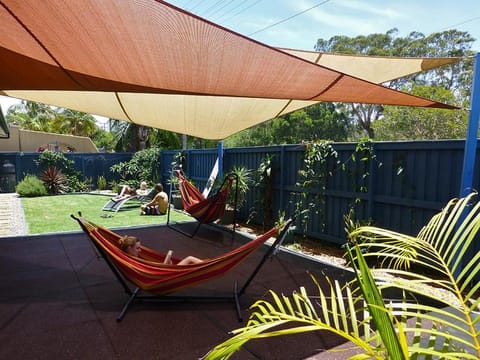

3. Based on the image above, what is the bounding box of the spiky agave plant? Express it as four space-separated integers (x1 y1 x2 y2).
203 192 480 359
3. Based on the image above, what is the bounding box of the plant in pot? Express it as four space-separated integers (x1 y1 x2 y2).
220 165 253 225
168 151 186 210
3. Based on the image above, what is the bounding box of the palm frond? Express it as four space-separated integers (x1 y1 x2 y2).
348 192 480 357
202 273 381 360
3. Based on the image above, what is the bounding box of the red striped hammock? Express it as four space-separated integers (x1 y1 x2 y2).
175 170 234 224
76 216 279 295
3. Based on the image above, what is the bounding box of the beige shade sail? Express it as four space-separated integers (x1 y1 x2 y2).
280 49 460 84
0 0 460 140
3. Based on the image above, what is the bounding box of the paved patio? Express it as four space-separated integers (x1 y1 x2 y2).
0 218 358 360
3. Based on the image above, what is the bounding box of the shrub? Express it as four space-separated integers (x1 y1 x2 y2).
97 175 107 190
110 147 161 185
16 175 48 197
35 150 84 192
40 167 68 195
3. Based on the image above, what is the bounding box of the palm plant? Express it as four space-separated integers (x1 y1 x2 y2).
227 165 253 209
203 192 480 359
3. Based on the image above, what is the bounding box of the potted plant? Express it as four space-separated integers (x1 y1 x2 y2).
220 165 253 224
168 151 185 210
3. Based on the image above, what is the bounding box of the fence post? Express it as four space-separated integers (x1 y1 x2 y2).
459 52 480 197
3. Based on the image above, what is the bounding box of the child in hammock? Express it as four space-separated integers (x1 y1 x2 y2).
118 235 203 265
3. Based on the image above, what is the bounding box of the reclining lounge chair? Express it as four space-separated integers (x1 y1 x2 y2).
102 188 158 213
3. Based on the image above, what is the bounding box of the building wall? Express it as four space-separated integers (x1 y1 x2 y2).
0 125 98 153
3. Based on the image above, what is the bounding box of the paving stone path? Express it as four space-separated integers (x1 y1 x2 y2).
0 193 27 236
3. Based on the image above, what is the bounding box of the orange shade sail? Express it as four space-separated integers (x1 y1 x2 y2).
0 0 460 139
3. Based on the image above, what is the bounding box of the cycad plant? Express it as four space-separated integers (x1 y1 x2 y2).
203 192 480 359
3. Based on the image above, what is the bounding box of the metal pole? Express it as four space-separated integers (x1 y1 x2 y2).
460 53 480 197
217 141 223 179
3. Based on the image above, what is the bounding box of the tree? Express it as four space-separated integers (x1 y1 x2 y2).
224 102 351 147
373 84 469 140
57 108 97 137
91 128 116 152
6 100 57 132
315 29 475 140
6 100 101 138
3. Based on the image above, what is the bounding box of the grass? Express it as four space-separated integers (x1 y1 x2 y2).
21 193 193 235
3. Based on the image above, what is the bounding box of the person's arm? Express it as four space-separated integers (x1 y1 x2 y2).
144 193 160 207
118 185 127 196
164 250 173 264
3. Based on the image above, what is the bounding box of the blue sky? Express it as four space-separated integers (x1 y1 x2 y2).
166 0 480 51
2 0 479 115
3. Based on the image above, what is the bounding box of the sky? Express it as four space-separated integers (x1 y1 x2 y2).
1 0 479 116
165 0 480 51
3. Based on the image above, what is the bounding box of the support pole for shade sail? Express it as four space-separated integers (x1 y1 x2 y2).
460 52 480 197
456 53 480 277
217 141 223 180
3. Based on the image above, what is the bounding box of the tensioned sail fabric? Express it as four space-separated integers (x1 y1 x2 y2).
0 0 460 139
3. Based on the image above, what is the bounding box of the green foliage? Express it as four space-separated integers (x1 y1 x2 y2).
35 150 84 192
224 102 351 147
39 167 68 195
293 138 379 240
295 140 338 235
97 175 107 190
6 100 98 137
253 154 275 230
91 127 116 152
110 147 162 184
314 28 474 140
373 84 469 140
227 165 253 209
15 174 47 197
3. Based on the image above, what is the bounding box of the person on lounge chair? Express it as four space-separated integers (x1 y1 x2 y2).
137 181 148 196
118 235 203 265
112 184 137 202
140 183 169 215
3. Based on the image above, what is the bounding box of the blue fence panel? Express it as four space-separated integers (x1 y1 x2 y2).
159 140 480 246
0 152 133 191
3 139 480 247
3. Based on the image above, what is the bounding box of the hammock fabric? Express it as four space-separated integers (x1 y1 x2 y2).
74 215 279 295
175 170 234 224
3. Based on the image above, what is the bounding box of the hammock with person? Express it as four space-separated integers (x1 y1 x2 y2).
72 212 293 321
167 169 238 237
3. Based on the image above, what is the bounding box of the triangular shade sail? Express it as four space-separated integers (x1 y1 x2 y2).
0 0 459 140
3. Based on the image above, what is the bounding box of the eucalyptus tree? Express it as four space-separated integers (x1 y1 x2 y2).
224 102 351 147
314 28 475 140
373 84 469 140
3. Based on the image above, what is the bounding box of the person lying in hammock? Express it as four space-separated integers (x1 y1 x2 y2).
118 235 203 265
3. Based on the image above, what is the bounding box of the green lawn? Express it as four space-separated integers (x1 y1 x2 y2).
21 194 192 235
